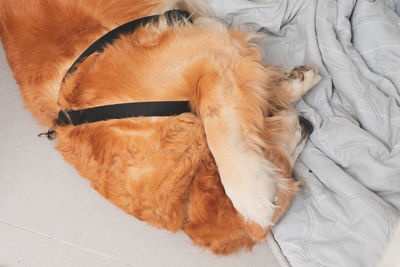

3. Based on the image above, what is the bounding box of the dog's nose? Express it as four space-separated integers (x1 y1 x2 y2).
299 116 313 137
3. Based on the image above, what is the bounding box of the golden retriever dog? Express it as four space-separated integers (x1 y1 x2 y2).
0 0 320 254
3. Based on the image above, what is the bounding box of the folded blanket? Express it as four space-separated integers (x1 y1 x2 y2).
207 0 400 266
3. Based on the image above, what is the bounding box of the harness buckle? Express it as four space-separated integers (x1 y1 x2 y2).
38 129 56 140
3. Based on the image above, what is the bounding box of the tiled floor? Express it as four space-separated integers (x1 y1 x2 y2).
0 43 281 267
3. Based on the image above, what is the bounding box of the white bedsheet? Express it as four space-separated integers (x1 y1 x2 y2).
207 0 400 266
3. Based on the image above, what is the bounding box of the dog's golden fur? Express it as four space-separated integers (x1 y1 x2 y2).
0 0 318 254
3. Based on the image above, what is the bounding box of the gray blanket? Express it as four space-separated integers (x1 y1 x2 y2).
207 0 400 266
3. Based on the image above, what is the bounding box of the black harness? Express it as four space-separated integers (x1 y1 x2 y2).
41 10 192 138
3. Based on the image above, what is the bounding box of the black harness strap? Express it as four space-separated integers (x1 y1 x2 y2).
52 10 192 130
57 101 191 126
62 10 192 81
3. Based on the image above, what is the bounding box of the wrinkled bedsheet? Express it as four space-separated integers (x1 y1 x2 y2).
207 0 400 266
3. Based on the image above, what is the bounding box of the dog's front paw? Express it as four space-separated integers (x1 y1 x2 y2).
288 66 321 101
220 152 278 228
